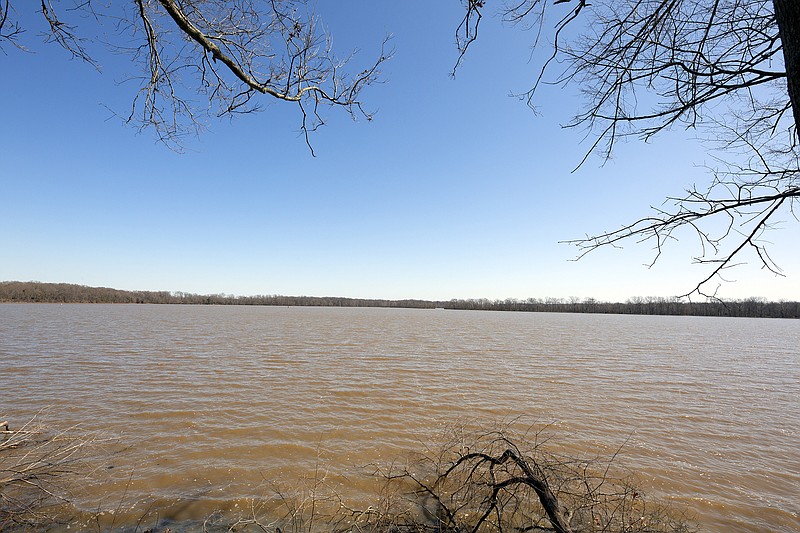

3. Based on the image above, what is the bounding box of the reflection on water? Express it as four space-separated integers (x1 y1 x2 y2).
1 304 798 531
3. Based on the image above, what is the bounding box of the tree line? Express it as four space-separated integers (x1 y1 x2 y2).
1 281 798 319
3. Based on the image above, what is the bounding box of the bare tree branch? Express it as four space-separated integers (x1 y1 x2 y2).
0 0 25 49
379 426 693 533
457 0 799 296
6 0 391 151
0 413 103 531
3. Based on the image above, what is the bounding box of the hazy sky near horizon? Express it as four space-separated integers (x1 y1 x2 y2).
2 2 799 302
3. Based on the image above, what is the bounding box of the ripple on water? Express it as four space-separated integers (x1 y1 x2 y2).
1 305 798 532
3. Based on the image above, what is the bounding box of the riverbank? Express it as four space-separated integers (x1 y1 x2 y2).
2 281 798 318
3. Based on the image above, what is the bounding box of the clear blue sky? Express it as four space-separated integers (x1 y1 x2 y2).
2 3 798 302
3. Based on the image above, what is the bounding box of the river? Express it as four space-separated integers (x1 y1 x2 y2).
1 304 798 531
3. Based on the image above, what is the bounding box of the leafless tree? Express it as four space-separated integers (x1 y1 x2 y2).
458 0 800 298
0 0 390 153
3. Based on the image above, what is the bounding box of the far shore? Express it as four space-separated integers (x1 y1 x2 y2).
2 281 798 319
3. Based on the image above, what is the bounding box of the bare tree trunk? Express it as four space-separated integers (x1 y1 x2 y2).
774 0 800 138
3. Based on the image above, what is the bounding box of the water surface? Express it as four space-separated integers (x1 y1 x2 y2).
1 304 798 531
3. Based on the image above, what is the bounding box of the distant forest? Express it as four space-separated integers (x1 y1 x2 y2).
1 281 798 318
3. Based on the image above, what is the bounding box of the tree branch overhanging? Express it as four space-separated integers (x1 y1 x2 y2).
10 0 391 152
456 0 799 297
137 0 392 152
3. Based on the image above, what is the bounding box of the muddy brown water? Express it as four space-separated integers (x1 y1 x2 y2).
1 304 798 531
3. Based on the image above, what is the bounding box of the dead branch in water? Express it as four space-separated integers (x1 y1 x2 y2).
0 419 694 533
373 426 694 533
0 413 100 531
